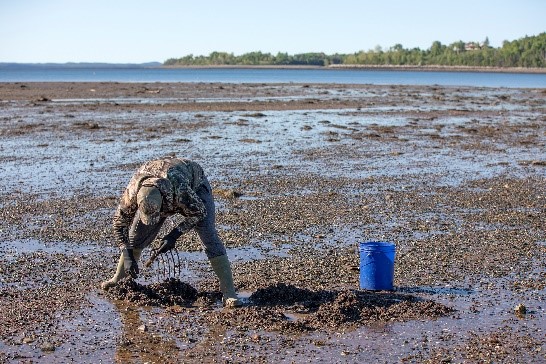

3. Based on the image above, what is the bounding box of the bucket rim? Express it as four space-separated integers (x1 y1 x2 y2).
359 241 395 248
360 241 394 245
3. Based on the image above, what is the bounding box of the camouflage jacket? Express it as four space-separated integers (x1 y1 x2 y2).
112 158 207 248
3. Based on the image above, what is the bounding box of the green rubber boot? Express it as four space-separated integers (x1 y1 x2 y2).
101 248 142 290
209 255 242 308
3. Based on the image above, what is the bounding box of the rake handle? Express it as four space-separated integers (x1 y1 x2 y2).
144 251 160 268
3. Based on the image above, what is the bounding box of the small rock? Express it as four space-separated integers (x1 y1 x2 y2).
514 303 526 315
138 324 148 332
40 342 56 352
168 305 184 313
214 189 242 199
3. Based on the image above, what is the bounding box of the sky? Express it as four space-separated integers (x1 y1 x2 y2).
0 0 544 64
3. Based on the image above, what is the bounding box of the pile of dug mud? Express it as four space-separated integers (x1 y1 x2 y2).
105 278 454 333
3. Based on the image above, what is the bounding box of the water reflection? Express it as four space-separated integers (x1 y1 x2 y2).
397 286 474 296
114 301 180 363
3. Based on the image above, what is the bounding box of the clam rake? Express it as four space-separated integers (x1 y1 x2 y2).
144 246 183 281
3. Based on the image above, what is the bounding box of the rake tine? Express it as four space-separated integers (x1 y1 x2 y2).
170 249 176 278
156 253 162 282
153 253 160 282
159 253 167 281
174 248 181 278
163 253 168 280
168 250 175 278
173 249 180 278
173 250 178 277
172 250 177 278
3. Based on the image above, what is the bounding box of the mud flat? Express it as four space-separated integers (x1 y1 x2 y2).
0 82 545 362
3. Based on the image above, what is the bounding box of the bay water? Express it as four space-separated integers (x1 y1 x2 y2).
1 66 545 88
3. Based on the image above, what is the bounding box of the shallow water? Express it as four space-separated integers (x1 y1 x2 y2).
0 294 119 362
2 239 102 259
2 67 546 88
1 101 542 198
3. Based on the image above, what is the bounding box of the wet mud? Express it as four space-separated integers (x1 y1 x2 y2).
106 278 453 332
106 278 199 307
0 82 545 363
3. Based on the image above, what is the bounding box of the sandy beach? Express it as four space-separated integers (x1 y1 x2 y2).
0 82 544 363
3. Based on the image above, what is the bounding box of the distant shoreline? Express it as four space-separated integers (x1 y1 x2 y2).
329 64 546 74
2 62 544 74
162 64 546 74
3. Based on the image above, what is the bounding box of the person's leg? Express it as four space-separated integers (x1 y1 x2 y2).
194 178 241 307
194 178 227 258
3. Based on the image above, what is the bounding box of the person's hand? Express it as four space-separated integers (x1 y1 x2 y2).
144 236 177 268
157 235 177 254
122 248 139 278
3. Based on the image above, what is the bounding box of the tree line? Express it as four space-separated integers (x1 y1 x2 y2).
164 33 546 68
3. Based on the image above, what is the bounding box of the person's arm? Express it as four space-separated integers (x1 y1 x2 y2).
169 215 200 239
112 177 140 249
112 208 132 248
111 185 141 277
177 186 207 219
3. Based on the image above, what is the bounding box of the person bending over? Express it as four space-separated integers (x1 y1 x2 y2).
101 157 241 307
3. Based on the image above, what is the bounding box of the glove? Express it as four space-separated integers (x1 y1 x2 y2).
151 235 177 260
157 235 177 254
144 235 177 268
122 248 139 278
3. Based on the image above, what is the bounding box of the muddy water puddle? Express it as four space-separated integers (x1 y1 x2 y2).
2 239 102 260
0 294 119 363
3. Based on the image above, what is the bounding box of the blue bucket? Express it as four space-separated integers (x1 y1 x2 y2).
359 241 396 290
